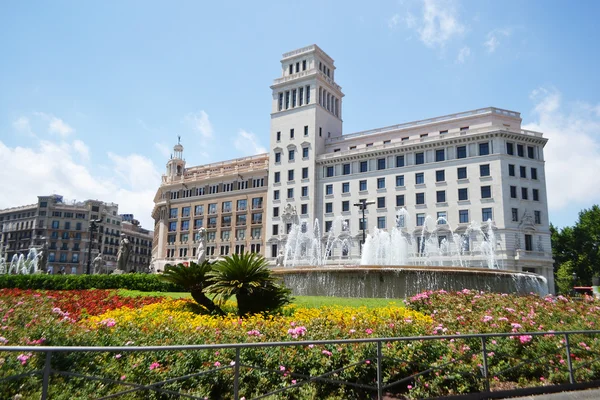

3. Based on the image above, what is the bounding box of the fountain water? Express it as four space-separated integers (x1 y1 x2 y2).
0 247 43 275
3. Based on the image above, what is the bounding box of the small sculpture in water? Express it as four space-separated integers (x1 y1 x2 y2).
196 227 206 264
275 250 285 267
116 233 131 271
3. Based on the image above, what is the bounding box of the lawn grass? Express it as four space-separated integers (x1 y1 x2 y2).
117 289 403 308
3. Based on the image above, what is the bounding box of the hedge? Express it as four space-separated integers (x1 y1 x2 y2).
0 273 184 292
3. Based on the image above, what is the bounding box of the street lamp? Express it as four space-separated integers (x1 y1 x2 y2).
353 199 375 254
572 272 578 297
86 218 103 275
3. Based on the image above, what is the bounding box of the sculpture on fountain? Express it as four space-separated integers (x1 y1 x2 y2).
275 250 285 267
116 233 131 273
37 242 48 273
93 254 105 274
196 227 206 264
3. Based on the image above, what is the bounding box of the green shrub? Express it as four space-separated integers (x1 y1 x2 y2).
0 273 183 292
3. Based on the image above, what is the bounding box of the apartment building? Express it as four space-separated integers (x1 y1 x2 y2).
151 141 268 271
120 217 153 272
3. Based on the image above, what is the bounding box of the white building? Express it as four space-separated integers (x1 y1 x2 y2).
265 45 554 290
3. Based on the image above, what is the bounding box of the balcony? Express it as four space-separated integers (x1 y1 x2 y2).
251 219 262 225
514 250 553 261
236 207 247 212
207 224 217 229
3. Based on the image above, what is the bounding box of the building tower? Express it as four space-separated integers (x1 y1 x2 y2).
265 45 345 258
167 136 186 179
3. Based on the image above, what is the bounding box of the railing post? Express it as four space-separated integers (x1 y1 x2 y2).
376 341 383 400
233 347 240 399
41 351 52 400
480 336 490 393
564 333 575 384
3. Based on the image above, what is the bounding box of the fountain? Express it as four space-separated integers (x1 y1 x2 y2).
274 208 548 298
0 246 44 275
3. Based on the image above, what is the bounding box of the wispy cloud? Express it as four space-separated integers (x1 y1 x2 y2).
234 129 267 156
522 87 600 213
72 139 90 162
484 28 511 53
456 46 471 63
388 14 400 30
154 142 171 158
13 116 31 133
417 0 465 48
184 110 213 139
33 112 75 137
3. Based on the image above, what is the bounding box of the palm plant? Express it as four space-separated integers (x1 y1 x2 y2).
161 261 224 315
207 253 292 316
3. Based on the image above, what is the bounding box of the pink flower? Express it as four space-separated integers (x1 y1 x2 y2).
308 344 314 348
349 329 356 334
149 362 160 370
287 326 307 338
120 375 126 381
482 315 493 322
0 336 8 344
230 361 236 366
519 335 533 344
99 318 116 327
322 350 332 357
292 379 297 384
365 360 371 364
365 329 373 335
115 354 122 359
279 365 286 371
247 329 261 336
407 385 413 389
214 361 221 367
17 353 31 365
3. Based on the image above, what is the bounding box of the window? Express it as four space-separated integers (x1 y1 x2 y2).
304 125 308 136
517 144 524 157
396 175 405 187
459 209 469 224
325 203 333 214
51 220 60 229
341 182 350 193
396 195 405 207
415 152 424 165
377 197 385 209
274 190 280 200
416 213 425 226
527 146 535 159
460 126 469 131
507 142 514 155
222 201 232 213
287 188 294 199
480 164 490 177
301 186 308 197
274 172 280 183
377 158 386 170
396 155 405 167
273 207 279 218
288 170 295 181
377 216 386 229
325 166 334 177
525 234 533 251
440 130 448 135
435 149 445 162
252 197 263 209
299 87 304 106
325 184 333 195
534 210 541 224
416 193 425 205
437 211 447 224
252 213 263 224
302 60 306 70
415 173 424 184
169 208 178 218
458 188 468 201
507 164 515 177
181 219 190 230
510 186 517 198
360 161 368 172
533 189 539 201
366 143 373 147
377 178 385 189
520 166 527 178
436 170 445 182
169 221 177 232
531 168 538 180
289 149 295 161
512 208 518 222
481 186 491 199
436 190 446 203
457 167 467 180
302 147 309 158
302 167 309 179
359 180 367 191
64 222 71 230
479 142 490 156
195 219 204 229
272 225 279 235
322 220 332 233
521 187 528 200
482 208 493 221
276 131 281 141
290 128 294 139
301 204 308 214
274 152 281 163
457 146 467 159
342 201 350 212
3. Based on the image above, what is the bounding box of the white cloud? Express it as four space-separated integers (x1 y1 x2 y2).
154 142 171 158
184 110 213 138
388 14 400 30
33 112 75 137
456 46 471 63
234 129 267 156
72 139 90 161
522 87 600 212
417 0 465 48
484 28 511 53
0 136 161 230
13 117 31 133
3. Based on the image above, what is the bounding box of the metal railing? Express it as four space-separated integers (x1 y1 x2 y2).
2 330 600 400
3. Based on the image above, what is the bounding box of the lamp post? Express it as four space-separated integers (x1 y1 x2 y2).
572 272 577 297
86 218 102 275
353 199 375 254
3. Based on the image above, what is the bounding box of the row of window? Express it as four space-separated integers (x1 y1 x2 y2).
510 186 541 201
509 164 538 180
277 86 311 111
274 146 310 163
169 199 264 219
507 142 537 159
166 244 262 259
168 213 264 232
50 221 84 230
167 228 263 244
288 59 308 75
318 87 340 117
168 179 265 200
47 252 80 263
49 231 83 240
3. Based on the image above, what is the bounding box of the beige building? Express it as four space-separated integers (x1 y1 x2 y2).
120 217 153 272
151 141 269 271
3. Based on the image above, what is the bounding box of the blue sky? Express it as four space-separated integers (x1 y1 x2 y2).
1 0 599 229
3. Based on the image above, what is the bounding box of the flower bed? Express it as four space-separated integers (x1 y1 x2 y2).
1 289 600 399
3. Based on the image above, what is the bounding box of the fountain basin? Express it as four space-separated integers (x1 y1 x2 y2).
273 265 549 298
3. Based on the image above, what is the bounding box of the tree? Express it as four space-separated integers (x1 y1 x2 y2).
161 261 224 315
207 253 292 317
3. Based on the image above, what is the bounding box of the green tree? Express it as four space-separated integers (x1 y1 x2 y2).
207 253 292 317
161 261 224 315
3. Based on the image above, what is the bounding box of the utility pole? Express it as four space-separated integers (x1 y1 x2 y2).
353 199 374 254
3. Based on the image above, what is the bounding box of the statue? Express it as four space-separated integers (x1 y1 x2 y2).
93 254 105 274
196 227 207 264
38 243 48 272
275 250 285 267
116 233 131 271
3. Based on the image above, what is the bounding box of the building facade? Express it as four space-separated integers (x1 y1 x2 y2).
120 217 153 272
151 142 268 271
0 194 152 274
